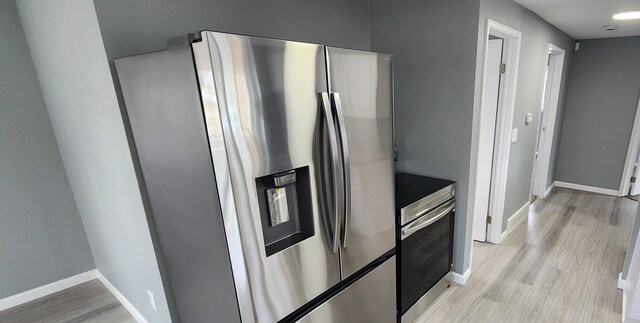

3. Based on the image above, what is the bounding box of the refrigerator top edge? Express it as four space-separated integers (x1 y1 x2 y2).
195 30 394 56
113 30 393 62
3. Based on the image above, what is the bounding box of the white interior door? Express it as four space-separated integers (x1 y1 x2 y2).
531 58 552 198
473 38 503 242
532 45 565 198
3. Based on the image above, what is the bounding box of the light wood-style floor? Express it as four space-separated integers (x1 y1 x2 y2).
1 188 635 323
0 279 135 323
416 187 638 323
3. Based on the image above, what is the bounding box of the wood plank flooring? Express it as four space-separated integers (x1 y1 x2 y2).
416 187 637 323
0 279 135 323
1 188 635 322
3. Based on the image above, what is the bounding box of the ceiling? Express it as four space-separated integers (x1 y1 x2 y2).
514 0 640 39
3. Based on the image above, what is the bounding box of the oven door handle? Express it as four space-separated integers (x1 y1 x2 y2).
401 201 455 240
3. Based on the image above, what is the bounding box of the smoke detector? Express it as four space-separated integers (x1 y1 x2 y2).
603 24 619 31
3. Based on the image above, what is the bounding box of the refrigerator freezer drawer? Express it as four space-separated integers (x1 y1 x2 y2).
298 255 396 323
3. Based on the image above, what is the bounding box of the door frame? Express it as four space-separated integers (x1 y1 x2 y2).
472 37 504 242
470 19 522 244
619 95 640 196
531 44 566 198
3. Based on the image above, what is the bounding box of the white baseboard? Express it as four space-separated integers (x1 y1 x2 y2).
96 271 148 323
543 182 556 198
0 270 97 312
0 269 147 323
554 181 620 197
506 202 530 234
619 272 636 292
496 202 531 244
450 267 471 285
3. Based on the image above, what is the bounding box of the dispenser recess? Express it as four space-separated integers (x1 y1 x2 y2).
256 166 314 256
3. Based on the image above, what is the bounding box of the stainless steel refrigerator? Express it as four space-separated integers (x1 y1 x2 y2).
116 31 395 323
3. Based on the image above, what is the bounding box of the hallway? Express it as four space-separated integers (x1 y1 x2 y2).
417 188 637 322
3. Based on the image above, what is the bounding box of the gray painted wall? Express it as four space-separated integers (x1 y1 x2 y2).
0 0 94 299
16 1 171 321
14 0 372 320
370 0 480 274
556 37 640 191
475 0 575 232
93 0 371 60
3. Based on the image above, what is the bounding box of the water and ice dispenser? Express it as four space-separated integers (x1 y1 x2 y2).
256 166 314 256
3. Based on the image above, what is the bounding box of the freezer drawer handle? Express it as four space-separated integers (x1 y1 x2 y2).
319 92 343 253
401 200 455 240
331 92 352 248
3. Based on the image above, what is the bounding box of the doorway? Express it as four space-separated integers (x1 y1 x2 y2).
531 44 566 199
628 148 640 197
620 95 640 196
472 20 522 243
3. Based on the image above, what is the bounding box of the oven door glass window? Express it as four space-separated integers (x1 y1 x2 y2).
400 207 453 314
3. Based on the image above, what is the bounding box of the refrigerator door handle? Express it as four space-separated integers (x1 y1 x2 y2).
320 92 343 253
331 93 352 248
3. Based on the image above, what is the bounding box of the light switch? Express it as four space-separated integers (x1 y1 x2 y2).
511 128 518 143
525 113 533 125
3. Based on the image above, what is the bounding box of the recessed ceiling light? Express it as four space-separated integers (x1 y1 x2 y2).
613 9 640 20
603 24 618 31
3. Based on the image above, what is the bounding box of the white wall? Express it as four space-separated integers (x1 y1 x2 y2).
16 1 170 321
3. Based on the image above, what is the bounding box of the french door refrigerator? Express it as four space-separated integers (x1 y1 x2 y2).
116 31 395 323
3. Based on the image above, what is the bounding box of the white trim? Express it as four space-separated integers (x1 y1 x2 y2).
495 201 531 243
505 202 531 237
0 270 97 312
471 19 522 244
96 271 148 323
555 181 620 196
543 181 556 198
450 267 472 285
532 44 566 199
0 270 148 323
620 272 633 290
620 96 640 196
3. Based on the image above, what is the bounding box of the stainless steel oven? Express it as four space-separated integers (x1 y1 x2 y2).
395 174 455 323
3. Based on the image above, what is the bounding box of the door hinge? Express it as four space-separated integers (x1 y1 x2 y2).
486 215 492 224
631 176 636 183
500 63 506 74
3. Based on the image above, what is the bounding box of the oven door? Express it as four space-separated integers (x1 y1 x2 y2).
399 199 455 315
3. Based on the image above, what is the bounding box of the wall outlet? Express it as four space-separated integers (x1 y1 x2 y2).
511 128 518 143
147 290 158 312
